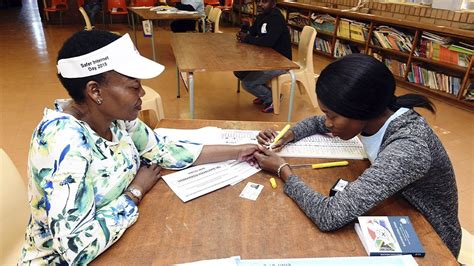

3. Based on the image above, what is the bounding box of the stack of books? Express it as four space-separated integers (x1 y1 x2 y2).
418 32 473 67
288 12 310 28
334 40 360 57
355 216 425 257
310 13 336 34
371 26 415 54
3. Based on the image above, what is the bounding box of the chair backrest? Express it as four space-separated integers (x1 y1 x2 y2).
77 0 84 7
297 26 317 73
134 0 154 7
140 86 165 128
0 149 29 265
50 0 68 8
223 0 232 7
209 7 222 33
204 5 213 17
107 0 127 11
79 7 93 30
459 227 473 266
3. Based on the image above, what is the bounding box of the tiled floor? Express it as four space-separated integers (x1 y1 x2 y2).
0 0 472 234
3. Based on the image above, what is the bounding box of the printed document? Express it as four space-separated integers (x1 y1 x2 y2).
162 160 260 202
155 128 367 159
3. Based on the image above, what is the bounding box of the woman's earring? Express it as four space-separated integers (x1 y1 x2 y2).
96 99 102 105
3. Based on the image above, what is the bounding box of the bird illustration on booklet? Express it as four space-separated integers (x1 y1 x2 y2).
354 216 425 257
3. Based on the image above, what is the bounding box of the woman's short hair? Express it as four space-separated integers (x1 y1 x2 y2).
316 53 434 120
57 30 121 102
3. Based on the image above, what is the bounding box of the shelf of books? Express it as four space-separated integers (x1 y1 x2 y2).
278 1 474 111
234 0 256 25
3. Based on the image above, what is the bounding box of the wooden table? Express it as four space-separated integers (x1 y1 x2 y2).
127 7 203 61
170 33 300 120
92 119 458 265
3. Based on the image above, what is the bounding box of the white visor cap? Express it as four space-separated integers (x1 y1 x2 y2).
57 33 164 79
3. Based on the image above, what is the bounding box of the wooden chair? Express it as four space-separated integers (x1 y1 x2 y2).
0 149 29 265
43 0 68 24
269 26 318 114
208 7 222 33
107 0 129 24
139 86 165 128
79 7 93 30
459 227 473 266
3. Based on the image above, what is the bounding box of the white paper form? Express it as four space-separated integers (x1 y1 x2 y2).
238 255 417 266
154 127 222 145
221 129 367 159
154 128 367 159
162 160 260 202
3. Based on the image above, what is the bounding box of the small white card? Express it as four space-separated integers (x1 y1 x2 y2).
142 20 152 37
239 182 263 201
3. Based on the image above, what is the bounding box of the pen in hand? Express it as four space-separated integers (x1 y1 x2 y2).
269 124 291 150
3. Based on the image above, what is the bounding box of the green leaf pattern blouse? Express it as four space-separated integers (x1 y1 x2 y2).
19 100 203 265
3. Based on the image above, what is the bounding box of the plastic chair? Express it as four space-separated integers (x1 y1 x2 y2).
139 86 165 128
204 4 213 17
79 7 93 30
107 0 128 24
208 7 222 33
131 0 154 7
269 26 318 114
459 227 473 265
0 149 29 265
43 0 69 25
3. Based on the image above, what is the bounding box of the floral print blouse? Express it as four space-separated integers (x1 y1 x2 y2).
19 100 203 265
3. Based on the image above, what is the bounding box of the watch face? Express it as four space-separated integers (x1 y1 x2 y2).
129 187 142 199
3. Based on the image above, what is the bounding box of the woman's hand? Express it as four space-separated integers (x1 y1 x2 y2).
236 144 259 167
128 163 162 201
257 128 295 152
254 145 293 182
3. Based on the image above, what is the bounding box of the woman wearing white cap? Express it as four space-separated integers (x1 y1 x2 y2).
19 30 258 264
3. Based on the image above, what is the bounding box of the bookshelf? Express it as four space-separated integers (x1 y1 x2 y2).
234 0 257 25
278 1 474 111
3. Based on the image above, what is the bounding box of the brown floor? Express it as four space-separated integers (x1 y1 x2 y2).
1 0 473 234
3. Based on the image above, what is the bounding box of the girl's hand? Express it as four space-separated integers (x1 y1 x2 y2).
257 129 295 152
254 145 293 181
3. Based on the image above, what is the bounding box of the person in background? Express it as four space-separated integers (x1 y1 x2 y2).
19 30 257 264
253 54 461 257
168 0 204 32
234 0 291 113
84 0 101 27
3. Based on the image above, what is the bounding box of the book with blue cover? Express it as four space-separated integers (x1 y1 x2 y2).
355 216 425 257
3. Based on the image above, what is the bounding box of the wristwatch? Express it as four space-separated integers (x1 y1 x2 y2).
126 186 143 203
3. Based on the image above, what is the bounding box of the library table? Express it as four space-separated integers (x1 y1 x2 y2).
170 33 300 120
127 7 203 61
92 119 458 265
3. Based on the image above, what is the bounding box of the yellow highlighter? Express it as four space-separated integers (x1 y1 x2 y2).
290 160 349 169
270 124 291 149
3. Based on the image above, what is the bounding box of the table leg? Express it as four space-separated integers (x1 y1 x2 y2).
202 17 205 33
287 70 296 122
132 13 137 47
189 72 194 119
150 20 156 61
177 66 180 98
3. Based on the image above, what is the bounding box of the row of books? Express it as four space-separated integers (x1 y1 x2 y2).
408 64 462 96
334 40 360 58
289 28 301 45
337 18 369 42
311 13 336 34
418 32 473 67
315 37 332 54
371 26 416 55
384 58 407 78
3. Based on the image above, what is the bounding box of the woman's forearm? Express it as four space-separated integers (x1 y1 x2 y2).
193 145 241 165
